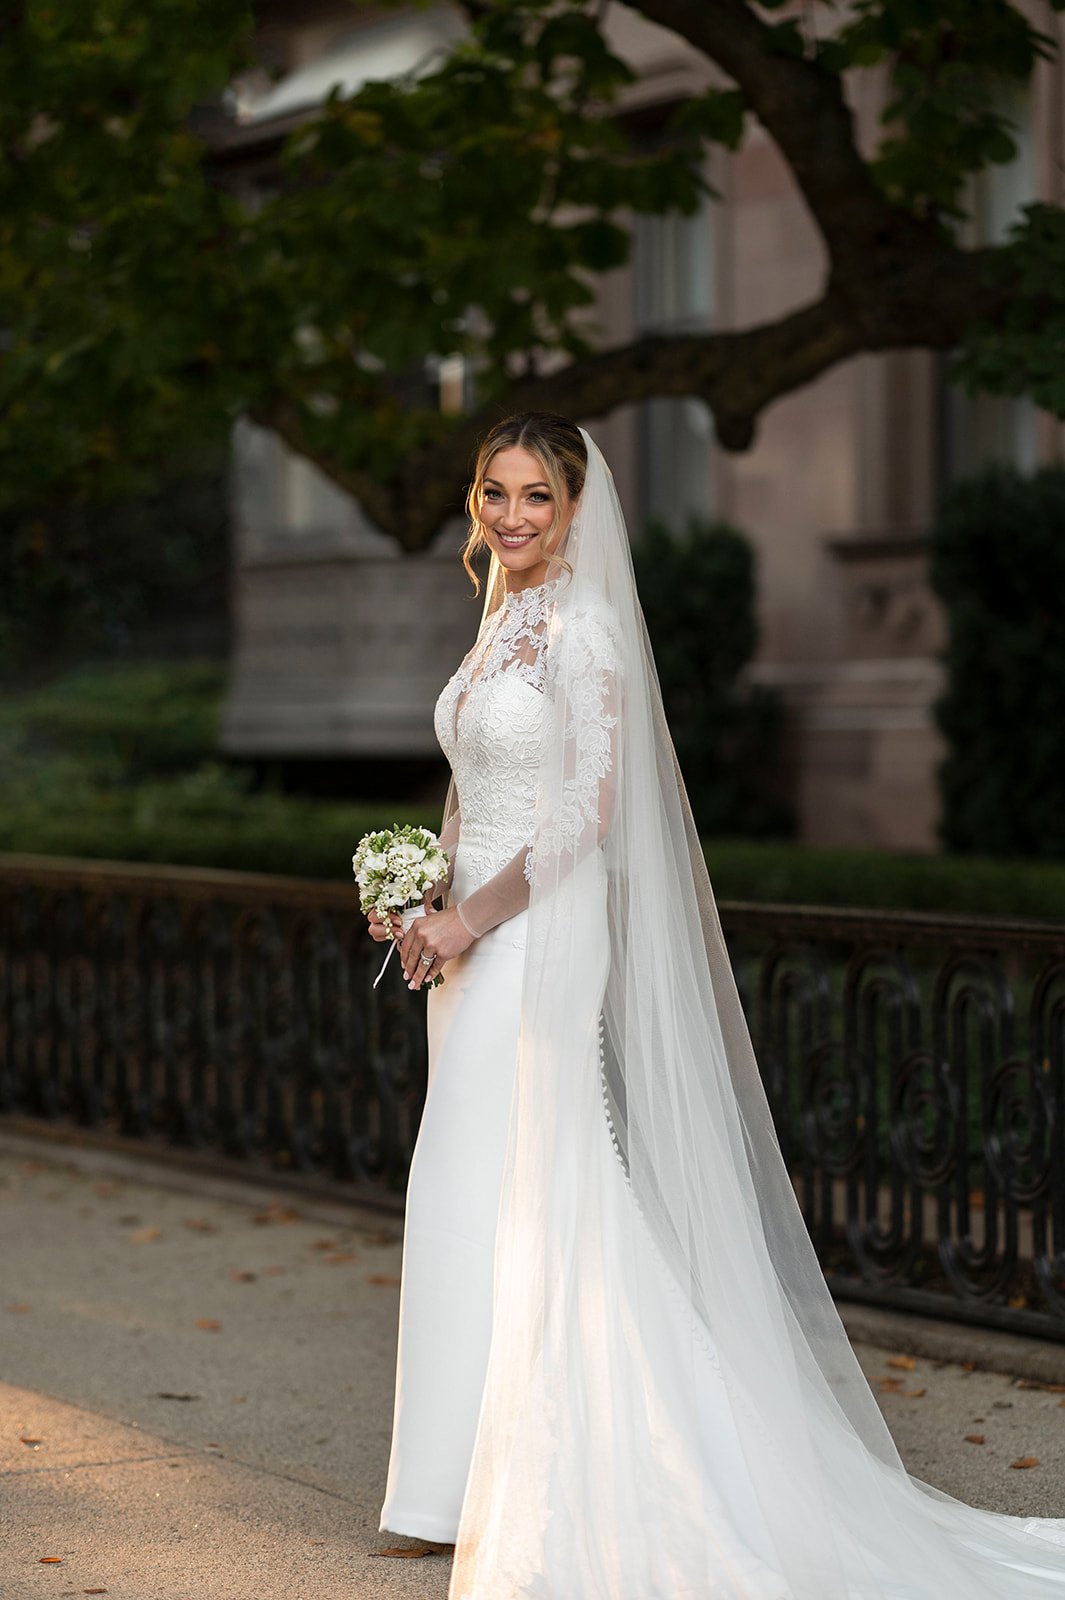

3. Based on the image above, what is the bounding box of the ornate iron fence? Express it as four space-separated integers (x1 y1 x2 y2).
0 855 427 1204
2 855 1064 1337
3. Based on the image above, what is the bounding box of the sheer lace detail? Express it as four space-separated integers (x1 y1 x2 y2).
433 579 557 894
527 604 620 888
435 578 558 757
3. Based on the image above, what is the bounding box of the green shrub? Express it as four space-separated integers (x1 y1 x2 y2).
633 516 792 837
4 659 226 779
930 463 1065 858
3 797 1065 915
0 765 427 882
703 838 1065 919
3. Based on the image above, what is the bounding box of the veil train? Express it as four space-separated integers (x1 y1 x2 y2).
443 427 1065 1600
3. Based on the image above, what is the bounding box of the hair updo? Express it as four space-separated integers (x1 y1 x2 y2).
462 412 587 594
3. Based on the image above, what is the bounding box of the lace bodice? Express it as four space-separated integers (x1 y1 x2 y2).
433 574 622 937
433 579 555 891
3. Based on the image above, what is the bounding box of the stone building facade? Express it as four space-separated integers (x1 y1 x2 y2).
217 1 1065 848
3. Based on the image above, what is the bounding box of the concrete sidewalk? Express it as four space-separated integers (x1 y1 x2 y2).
3 1127 1065 1600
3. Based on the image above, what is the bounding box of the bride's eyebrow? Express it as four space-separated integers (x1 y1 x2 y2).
483 477 551 491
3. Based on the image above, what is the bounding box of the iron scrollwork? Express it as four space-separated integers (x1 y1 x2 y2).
2 859 1065 1337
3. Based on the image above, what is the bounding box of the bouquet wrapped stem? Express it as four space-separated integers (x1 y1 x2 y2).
372 903 436 989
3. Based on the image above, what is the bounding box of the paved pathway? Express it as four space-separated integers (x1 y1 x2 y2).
2 1128 1065 1599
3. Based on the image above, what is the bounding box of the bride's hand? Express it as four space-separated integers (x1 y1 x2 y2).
401 905 474 989
366 906 402 943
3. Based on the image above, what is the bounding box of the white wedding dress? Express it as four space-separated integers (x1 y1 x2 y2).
379 579 549 1543
380 558 1065 1596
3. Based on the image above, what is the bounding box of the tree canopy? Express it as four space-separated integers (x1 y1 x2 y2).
3 0 1065 547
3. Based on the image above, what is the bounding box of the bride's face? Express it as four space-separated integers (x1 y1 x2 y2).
479 446 574 587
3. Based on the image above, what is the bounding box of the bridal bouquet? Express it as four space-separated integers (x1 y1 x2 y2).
352 823 450 989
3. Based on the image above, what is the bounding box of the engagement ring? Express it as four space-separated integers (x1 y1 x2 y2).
419 954 433 966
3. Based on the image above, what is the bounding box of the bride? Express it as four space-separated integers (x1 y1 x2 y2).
368 412 1065 1598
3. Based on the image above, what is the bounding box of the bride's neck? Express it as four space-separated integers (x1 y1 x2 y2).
503 563 551 595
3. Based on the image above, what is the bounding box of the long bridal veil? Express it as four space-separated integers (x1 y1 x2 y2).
445 427 1065 1599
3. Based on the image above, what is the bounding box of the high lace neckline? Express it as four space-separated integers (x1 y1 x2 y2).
499 573 563 612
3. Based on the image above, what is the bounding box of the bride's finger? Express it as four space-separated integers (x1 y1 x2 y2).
402 935 425 980
407 945 437 989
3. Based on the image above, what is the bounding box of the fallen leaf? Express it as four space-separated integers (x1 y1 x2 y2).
6 1303 32 1313
130 1225 161 1244
20 1437 42 1446
366 1273 401 1287
961 1361 978 1372
252 1203 299 1226
39 1556 63 1564
965 1434 985 1445
156 1392 199 1402
312 1238 338 1251
84 1589 109 1594
230 1269 257 1282
1015 1380 1065 1392
904 1388 927 1399
372 1546 440 1559
195 1318 222 1332
183 1218 219 1233
886 1355 917 1371
322 1252 359 1265
1010 1456 1040 1469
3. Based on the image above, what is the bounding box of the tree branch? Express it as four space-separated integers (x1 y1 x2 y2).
244 2 1016 549
626 0 940 276
254 241 1005 551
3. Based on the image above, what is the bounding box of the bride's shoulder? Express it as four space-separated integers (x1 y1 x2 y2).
553 586 623 676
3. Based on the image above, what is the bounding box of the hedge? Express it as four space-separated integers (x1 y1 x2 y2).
3 659 1063 919
2 790 1064 918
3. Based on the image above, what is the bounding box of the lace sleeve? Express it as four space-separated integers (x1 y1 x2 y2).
454 601 621 939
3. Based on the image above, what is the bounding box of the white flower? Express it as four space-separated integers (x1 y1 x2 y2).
352 822 449 917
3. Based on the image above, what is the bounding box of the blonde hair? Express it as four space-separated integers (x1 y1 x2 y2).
462 412 587 594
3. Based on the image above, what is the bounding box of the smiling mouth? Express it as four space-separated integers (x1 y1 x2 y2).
496 531 537 549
